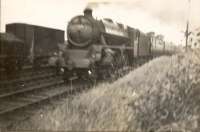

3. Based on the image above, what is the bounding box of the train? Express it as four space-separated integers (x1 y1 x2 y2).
58 8 176 81
1 8 176 80
0 23 64 78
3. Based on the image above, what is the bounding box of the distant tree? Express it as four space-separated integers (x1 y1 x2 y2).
156 34 164 41
147 32 155 37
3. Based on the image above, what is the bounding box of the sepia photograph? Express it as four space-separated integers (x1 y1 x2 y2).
0 0 200 131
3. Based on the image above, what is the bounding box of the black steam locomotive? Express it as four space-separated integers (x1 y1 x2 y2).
59 8 176 81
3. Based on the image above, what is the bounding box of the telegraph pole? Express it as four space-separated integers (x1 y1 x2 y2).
185 20 189 51
185 0 191 51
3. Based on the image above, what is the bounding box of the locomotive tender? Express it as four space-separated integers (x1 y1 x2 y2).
60 8 175 80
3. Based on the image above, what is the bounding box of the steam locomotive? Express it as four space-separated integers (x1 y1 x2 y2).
59 8 175 81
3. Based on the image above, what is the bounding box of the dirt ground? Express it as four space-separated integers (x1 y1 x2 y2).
6 49 200 132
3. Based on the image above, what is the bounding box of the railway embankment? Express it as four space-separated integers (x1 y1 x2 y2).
9 49 200 131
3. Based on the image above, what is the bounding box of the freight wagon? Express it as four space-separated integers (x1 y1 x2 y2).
6 23 65 67
0 33 24 78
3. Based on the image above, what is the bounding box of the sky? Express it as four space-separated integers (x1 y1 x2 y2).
1 0 200 45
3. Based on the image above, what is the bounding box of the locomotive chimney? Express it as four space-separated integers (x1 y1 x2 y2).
84 8 93 18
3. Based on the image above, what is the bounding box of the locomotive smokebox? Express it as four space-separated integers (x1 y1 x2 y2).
67 8 101 48
84 8 93 18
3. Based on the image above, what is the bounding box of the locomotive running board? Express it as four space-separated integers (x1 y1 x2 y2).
101 45 134 50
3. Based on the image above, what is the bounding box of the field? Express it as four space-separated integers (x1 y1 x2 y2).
11 49 200 132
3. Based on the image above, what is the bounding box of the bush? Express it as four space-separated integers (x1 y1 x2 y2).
130 50 200 131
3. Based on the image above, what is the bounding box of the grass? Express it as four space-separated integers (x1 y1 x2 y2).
11 49 200 132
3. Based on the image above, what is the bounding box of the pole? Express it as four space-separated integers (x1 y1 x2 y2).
185 21 189 51
185 0 191 51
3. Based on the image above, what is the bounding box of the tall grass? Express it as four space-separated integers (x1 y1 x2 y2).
12 49 200 132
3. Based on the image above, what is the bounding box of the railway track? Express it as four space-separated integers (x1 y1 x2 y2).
0 66 93 129
0 64 138 130
0 62 145 115
0 68 60 115
0 67 72 116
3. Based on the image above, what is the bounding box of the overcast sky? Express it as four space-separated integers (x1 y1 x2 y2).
1 0 200 45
